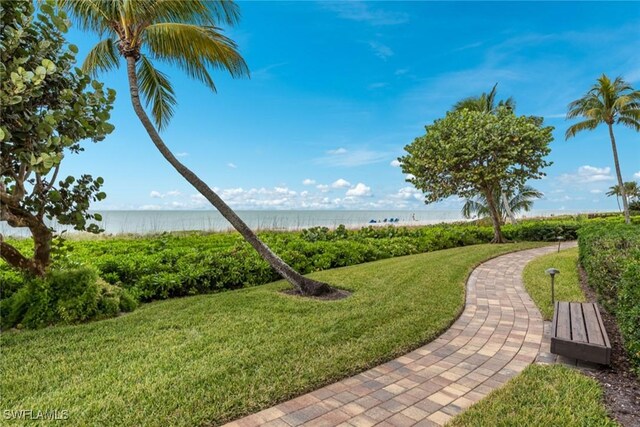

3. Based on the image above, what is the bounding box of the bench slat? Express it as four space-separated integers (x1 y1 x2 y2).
570 302 588 343
594 303 612 349
550 301 611 365
555 302 571 340
583 303 605 346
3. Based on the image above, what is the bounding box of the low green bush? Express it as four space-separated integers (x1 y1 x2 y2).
619 263 640 372
0 267 137 329
578 223 640 374
1 215 637 323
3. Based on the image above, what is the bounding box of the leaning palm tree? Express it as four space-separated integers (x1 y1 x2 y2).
462 185 543 223
60 0 332 296
566 75 640 224
453 83 519 223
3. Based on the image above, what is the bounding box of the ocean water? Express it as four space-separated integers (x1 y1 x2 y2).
1 209 586 237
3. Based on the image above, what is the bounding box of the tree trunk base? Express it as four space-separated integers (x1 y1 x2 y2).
298 277 336 297
283 281 350 300
490 236 510 244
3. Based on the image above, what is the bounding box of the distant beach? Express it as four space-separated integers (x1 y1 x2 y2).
0 209 594 237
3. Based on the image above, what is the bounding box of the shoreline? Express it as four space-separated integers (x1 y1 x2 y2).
1 211 621 240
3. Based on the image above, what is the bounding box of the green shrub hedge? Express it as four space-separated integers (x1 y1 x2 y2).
1 267 137 329
578 223 640 374
1 215 636 329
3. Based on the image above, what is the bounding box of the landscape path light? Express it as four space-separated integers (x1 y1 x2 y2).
546 268 560 305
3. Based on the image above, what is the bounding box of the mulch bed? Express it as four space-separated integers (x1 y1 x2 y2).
578 266 640 427
281 288 352 301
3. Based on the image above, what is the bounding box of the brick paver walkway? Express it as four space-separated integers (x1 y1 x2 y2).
225 243 576 427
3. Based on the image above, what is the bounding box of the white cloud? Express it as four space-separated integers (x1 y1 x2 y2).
368 82 388 90
405 174 415 180
559 165 614 184
322 1 409 26
346 183 372 197
368 41 394 60
302 178 316 185
590 189 603 194
175 152 189 158
150 190 183 199
316 184 330 192
390 159 401 167
331 178 351 188
227 162 237 169
316 148 390 167
327 147 348 155
395 68 409 76
634 171 640 179
392 186 423 201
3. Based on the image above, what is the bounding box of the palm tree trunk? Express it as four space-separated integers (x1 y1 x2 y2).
483 188 506 243
500 190 517 224
607 123 630 224
124 57 332 296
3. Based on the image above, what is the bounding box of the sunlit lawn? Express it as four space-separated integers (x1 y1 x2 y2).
0 243 545 426
522 247 585 320
448 364 617 427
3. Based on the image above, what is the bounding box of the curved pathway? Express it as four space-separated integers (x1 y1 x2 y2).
225 243 577 427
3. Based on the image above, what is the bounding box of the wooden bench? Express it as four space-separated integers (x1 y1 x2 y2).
550 301 611 365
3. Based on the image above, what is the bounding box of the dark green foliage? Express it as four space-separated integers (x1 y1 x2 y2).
1 216 634 313
1 266 136 329
1 1 115 276
619 263 640 372
578 223 640 373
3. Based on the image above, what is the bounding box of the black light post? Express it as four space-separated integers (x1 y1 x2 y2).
546 268 560 304
556 236 565 253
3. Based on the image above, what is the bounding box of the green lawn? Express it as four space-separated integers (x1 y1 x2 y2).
448 364 617 427
1 243 544 426
522 247 585 320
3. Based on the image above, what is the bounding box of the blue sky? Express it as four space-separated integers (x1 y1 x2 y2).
61 1 640 212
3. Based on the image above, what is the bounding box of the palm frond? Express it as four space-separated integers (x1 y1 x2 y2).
143 0 240 26
565 118 599 139
82 37 120 76
606 185 620 197
453 97 485 112
509 185 543 214
57 0 117 35
144 22 249 91
137 54 177 130
616 116 640 131
461 198 489 219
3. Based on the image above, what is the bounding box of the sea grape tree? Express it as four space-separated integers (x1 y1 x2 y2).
0 1 115 276
400 108 553 243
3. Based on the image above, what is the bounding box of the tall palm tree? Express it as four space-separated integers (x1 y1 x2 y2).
624 181 640 202
606 184 623 212
453 83 519 223
60 0 332 296
606 182 639 212
462 185 543 223
566 74 640 224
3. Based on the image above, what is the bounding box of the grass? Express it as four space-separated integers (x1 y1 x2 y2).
522 247 585 320
0 242 545 427
447 364 617 427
